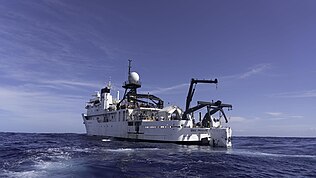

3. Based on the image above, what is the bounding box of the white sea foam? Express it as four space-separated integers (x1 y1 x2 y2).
103 147 160 152
41 148 71 161
135 148 160 151
1 170 45 178
104 148 134 152
1 151 69 178
233 149 316 158
257 152 316 158
72 147 94 153
101 139 111 142
34 160 69 170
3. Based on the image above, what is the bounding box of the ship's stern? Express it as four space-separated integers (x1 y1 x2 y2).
209 127 232 147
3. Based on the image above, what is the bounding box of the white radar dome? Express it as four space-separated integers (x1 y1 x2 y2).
129 72 140 83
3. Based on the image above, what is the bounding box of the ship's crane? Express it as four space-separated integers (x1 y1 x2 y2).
182 78 232 123
185 78 218 111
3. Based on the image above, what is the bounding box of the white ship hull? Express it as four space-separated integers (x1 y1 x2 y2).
82 111 232 147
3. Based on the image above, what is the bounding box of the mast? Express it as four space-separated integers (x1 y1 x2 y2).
128 59 131 75
117 60 163 109
117 60 141 108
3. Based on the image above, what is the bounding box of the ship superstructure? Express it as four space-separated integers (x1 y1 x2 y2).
82 60 233 147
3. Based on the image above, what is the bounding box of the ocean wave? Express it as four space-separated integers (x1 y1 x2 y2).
34 160 69 170
101 147 160 152
233 149 316 159
1 170 45 178
1 133 315 177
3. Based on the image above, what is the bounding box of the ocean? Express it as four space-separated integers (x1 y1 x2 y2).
0 133 315 177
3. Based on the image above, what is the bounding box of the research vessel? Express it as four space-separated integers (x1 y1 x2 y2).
82 60 233 147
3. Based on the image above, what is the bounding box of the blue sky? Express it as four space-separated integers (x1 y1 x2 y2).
0 0 315 136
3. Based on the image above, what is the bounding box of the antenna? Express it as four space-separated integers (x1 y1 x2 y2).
128 59 132 75
105 76 112 89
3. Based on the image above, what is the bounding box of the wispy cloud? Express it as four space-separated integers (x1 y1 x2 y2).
0 85 86 132
239 64 271 79
266 112 283 116
0 86 84 113
0 0 117 85
271 90 316 98
146 83 189 95
41 80 101 89
229 116 248 123
265 112 304 120
223 63 272 80
289 115 304 119
0 64 102 91
228 116 263 123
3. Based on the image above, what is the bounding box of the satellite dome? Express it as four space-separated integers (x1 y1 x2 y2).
129 72 140 83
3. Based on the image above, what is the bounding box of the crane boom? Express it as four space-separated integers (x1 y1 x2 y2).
185 78 218 111
183 78 232 121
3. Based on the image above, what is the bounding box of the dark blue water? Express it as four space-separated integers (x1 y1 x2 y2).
1 133 315 177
